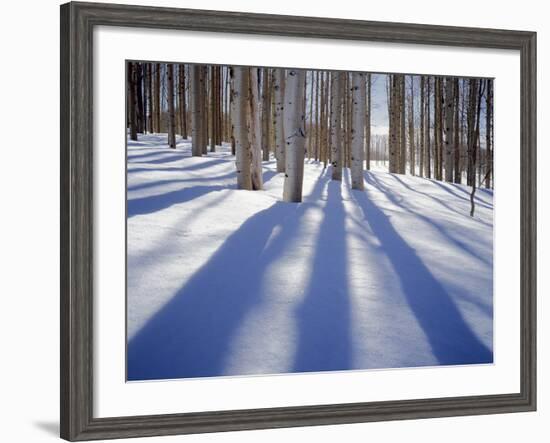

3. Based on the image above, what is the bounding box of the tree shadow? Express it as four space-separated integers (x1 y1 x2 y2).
364 173 491 267
128 150 186 163
388 174 492 227
127 172 329 380
128 170 282 217
351 188 493 366
127 134 170 147
431 180 493 210
128 158 228 175
127 185 229 218
292 180 352 373
128 153 185 165
128 173 236 193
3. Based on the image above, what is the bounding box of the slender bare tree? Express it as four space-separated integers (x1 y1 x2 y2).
419 76 425 178
153 63 160 133
453 79 461 183
485 79 493 188
177 65 187 139
351 72 366 190
425 76 432 178
282 69 307 202
231 67 252 190
273 69 286 172
365 73 372 171
408 76 415 176
249 68 263 190
166 64 176 149
261 68 271 161
191 65 203 156
128 62 138 141
388 75 399 173
330 72 343 181
444 77 454 181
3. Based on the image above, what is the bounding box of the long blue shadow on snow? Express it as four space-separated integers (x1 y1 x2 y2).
430 180 493 210
127 185 227 218
388 174 492 227
128 158 228 174
292 180 352 373
129 153 189 166
127 170 279 216
128 150 184 162
351 186 493 366
364 173 491 267
127 171 329 380
127 173 235 193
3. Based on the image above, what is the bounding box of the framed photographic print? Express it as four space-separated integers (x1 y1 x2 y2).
60 1 537 441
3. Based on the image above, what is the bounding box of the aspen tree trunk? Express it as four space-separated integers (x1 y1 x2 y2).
142 64 148 134
261 68 271 161
147 64 153 134
466 79 477 187
282 69 307 202
307 71 314 159
470 79 485 216
330 72 343 181
425 77 432 178
399 75 407 174
191 65 203 156
459 79 468 182
178 65 187 138
273 69 286 172
135 63 144 134
453 79 461 183
419 76 425 177
218 66 223 145
434 77 441 180
249 68 263 191
201 66 208 155
319 72 327 167
345 74 352 168
365 73 371 171
231 67 252 190
128 62 138 141
153 63 160 133
388 75 399 173
408 76 415 175
209 66 216 152
230 70 236 157
485 79 493 188
166 64 176 149
314 71 320 161
444 77 454 181
351 72 366 190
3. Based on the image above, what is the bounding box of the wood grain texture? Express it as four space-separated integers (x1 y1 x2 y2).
60 2 537 441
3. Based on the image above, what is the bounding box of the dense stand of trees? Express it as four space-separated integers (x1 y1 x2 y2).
127 62 494 212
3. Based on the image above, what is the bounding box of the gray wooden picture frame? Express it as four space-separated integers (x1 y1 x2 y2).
60 1 537 441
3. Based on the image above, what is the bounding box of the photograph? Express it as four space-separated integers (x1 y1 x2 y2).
125 61 494 382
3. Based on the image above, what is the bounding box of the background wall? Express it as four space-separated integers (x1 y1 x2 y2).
0 0 546 442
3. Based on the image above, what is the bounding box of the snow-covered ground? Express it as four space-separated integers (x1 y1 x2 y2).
127 133 493 381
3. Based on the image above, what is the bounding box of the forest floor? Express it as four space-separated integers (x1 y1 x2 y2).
127 133 494 381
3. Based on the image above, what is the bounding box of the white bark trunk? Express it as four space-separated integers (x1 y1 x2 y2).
191 65 203 156
166 64 176 149
282 69 307 202
273 69 286 173
330 72 342 181
444 77 455 182
230 67 252 190
365 73 371 171
248 68 263 190
351 72 365 190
